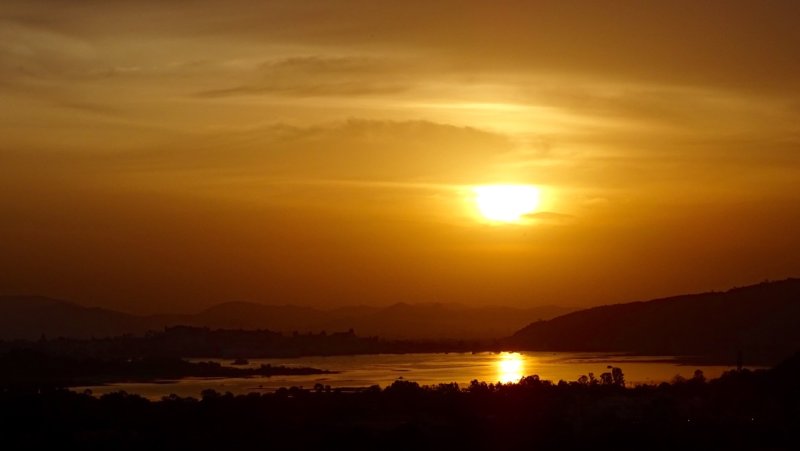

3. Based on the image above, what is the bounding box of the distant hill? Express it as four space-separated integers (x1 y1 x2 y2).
0 296 150 340
507 279 800 364
318 303 571 340
157 302 331 332
0 296 570 340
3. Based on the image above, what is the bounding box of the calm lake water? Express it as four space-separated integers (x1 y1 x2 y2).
75 352 745 400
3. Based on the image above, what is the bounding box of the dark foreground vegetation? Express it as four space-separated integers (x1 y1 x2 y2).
2 354 799 450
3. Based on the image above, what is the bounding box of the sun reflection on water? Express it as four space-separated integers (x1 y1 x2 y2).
496 352 525 383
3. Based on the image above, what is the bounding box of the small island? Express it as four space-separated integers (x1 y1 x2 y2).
0 350 332 388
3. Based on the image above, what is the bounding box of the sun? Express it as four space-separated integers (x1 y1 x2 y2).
473 184 541 222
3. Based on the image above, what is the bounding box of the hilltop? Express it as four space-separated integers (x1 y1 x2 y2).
508 279 800 364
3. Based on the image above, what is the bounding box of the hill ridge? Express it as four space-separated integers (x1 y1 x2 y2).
508 278 800 364
0 295 570 341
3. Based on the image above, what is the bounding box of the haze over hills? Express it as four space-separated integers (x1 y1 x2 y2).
0 296 571 341
0 296 147 341
508 278 800 364
5 279 799 360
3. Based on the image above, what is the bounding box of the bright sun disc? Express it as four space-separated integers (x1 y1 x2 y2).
473 185 541 222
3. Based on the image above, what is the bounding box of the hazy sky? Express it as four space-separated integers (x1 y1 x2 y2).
1 1 799 313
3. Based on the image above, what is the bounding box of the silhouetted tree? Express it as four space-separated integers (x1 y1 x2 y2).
519 374 541 386
1 357 799 450
611 367 625 387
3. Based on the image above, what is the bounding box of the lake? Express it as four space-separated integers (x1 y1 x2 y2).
74 352 744 400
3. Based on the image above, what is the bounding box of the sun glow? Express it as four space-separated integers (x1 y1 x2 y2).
473 185 541 222
497 352 525 383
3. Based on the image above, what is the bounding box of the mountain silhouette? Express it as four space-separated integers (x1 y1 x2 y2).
0 296 569 340
162 302 331 331
508 278 800 364
0 296 149 339
326 302 570 340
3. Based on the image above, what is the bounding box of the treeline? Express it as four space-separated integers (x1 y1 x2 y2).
0 325 499 360
1 356 798 450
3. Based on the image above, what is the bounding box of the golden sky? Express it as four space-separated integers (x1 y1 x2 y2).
1 1 799 313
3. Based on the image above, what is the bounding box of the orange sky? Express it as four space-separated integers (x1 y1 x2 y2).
1 1 799 313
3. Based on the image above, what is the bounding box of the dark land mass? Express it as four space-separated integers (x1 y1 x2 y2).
0 349 330 388
0 327 493 387
3 278 799 365
508 278 800 365
0 326 501 361
0 295 570 340
1 353 798 450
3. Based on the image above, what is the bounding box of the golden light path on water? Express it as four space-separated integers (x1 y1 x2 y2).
496 352 526 383
73 353 747 400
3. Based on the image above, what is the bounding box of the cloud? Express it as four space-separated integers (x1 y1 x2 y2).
195 56 410 98
4 1 799 94
56 101 125 117
525 211 575 224
123 119 515 182
0 119 518 202
1 0 799 209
